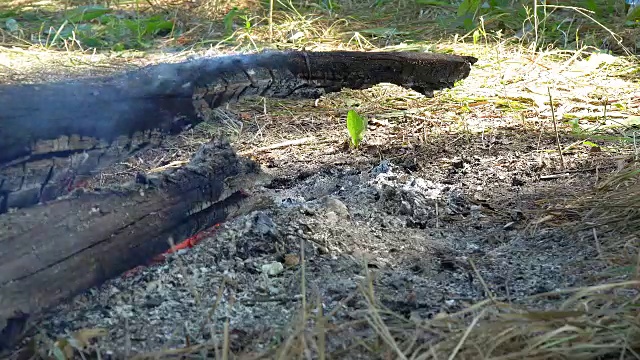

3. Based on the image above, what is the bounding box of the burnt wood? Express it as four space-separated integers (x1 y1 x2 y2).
0 50 477 351
0 50 477 213
0 140 261 351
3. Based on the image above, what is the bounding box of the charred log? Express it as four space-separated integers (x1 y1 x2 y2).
0 50 477 213
0 140 262 351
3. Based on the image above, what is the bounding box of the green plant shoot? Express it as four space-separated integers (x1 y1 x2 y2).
346 110 367 148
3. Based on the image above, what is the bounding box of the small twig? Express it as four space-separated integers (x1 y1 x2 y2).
636 247 640 279
297 239 308 359
199 277 227 353
239 136 317 155
124 317 131 359
547 87 565 170
468 259 496 303
168 237 202 306
242 295 292 305
540 173 571 180
300 238 307 320
269 0 274 41
448 309 486 360
539 165 617 181
592 227 603 260
316 293 326 360
222 319 230 360
634 131 638 161
147 160 189 173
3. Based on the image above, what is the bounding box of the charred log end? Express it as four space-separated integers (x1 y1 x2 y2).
284 50 478 99
0 128 180 215
192 50 479 111
0 140 263 352
0 73 203 214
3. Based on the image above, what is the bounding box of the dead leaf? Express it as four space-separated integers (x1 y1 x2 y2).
284 253 300 267
66 328 108 351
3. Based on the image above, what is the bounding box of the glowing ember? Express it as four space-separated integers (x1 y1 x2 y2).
122 223 221 278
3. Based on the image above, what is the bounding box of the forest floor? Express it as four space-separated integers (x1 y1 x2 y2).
1 1 640 359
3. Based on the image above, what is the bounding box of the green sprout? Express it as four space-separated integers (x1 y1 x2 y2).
346 110 367 148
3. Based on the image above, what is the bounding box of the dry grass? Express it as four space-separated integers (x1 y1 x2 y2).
383 161 640 360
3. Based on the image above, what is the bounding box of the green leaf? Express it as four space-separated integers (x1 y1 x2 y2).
462 16 475 30
79 35 105 48
457 0 481 17
223 7 243 34
415 0 455 8
628 4 640 21
568 118 581 133
112 42 126 51
141 16 174 35
472 29 480 44
346 110 367 148
603 265 636 276
612 102 626 111
65 6 112 23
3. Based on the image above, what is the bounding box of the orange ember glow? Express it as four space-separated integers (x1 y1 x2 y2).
122 223 222 278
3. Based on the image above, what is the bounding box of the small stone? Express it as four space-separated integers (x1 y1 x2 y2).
286 234 297 242
261 262 284 276
144 298 163 308
372 160 392 175
451 158 464 169
325 211 339 223
399 200 412 215
254 212 277 236
268 286 281 295
301 205 316 215
512 177 525 186
108 286 120 296
321 196 349 218
146 280 160 293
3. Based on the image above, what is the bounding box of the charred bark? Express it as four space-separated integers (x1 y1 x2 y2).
0 50 477 213
0 140 262 351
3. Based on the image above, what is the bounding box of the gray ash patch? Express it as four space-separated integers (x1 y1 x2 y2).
35 160 598 357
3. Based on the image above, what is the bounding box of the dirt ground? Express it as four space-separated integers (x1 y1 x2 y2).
3 44 640 358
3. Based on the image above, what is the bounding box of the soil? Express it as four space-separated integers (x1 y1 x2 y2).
2 45 639 358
